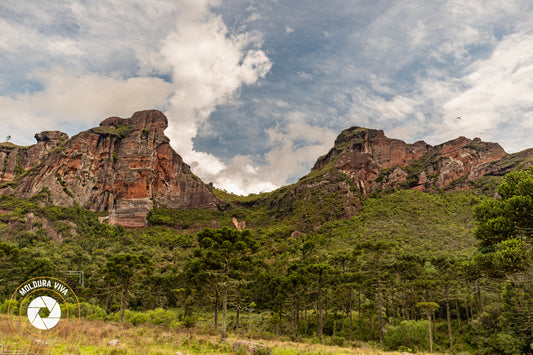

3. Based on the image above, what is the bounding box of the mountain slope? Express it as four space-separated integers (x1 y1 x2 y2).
0 110 219 227
221 126 533 231
1 113 532 230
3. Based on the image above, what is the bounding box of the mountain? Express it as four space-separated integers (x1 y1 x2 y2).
222 126 533 231
1 110 532 229
0 110 219 228
313 126 533 194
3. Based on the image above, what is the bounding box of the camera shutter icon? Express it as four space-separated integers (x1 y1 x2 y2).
27 296 61 330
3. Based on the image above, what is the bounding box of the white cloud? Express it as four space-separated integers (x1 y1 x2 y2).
152 0 272 182
0 69 173 144
428 31 533 151
211 119 337 195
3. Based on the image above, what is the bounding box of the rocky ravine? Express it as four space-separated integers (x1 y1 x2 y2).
0 110 219 228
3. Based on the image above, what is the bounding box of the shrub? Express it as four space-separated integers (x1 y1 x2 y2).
383 320 429 351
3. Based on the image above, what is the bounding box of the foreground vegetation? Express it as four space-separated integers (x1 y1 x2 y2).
1 168 532 354
0 314 438 354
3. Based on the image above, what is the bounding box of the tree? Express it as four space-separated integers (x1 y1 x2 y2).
353 240 397 346
474 167 533 259
0 243 22 298
194 228 259 340
416 302 439 353
473 167 533 350
306 263 332 342
104 253 153 322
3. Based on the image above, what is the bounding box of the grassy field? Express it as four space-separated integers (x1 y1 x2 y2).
0 315 440 355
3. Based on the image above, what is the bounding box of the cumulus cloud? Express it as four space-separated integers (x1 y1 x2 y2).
211 119 337 195
428 31 533 151
152 0 272 182
1 69 173 144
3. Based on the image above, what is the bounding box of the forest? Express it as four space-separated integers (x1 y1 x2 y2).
0 167 532 354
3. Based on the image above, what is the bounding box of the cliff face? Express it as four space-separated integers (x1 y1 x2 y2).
2 117 532 230
313 126 530 194
0 110 219 228
0 131 69 184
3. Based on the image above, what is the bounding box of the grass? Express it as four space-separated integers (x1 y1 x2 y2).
0 142 30 150
0 315 441 354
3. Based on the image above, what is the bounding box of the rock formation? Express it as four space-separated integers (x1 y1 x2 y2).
2 116 532 230
0 131 68 184
313 126 532 194
0 110 219 227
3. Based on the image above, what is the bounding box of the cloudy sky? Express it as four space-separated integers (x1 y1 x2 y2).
2 0 533 194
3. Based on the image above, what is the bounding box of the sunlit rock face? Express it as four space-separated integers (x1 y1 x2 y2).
312 126 531 194
0 110 219 228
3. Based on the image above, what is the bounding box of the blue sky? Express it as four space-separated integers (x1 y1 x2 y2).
2 0 533 194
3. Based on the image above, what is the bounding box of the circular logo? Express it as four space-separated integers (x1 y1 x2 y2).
7 277 80 350
27 296 62 330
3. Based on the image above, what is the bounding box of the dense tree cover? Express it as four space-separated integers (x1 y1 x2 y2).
0 174 532 353
470 167 533 353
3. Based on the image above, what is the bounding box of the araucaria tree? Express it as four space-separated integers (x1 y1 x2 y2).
104 253 153 322
474 167 533 350
193 227 259 340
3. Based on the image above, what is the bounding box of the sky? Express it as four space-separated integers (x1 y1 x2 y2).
1 0 533 195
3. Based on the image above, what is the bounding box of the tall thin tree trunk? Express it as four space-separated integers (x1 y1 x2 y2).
317 271 324 342
358 289 362 316
324 296 328 330
120 282 129 322
427 312 433 353
214 287 219 331
295 298 300 337
446 291 453 350
432 311 437 344
455 300 461 328
235 300 241 331
377 277 384 347
222 282 228 340
476 279 483 315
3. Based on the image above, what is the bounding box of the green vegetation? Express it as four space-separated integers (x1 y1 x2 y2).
2 168 533 353
92 124 135 139
0 142 30 150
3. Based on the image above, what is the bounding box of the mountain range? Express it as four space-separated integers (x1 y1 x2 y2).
1 110 532 229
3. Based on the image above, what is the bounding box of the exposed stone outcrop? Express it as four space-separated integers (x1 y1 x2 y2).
0 110 219 228
0 131 68 183
312 126 529 194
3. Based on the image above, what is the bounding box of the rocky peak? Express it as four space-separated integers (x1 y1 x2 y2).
100 110 168 133
1 110 219 228
35 131 69 143
313 126 511 194
0 131 69 184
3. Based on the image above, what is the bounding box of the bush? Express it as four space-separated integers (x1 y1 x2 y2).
330 335 346 347
0 299 18 314
383 320 429 351
483 332 525 355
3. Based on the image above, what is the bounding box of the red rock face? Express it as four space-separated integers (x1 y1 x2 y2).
1 110 219 228
313 127 517 194
0 131 69 183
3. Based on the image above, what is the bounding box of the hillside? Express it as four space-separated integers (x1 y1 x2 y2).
2 110 532 232
0 110 219 228
1 111 533 353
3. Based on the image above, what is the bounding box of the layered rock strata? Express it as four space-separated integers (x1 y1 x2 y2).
0 110 219 227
